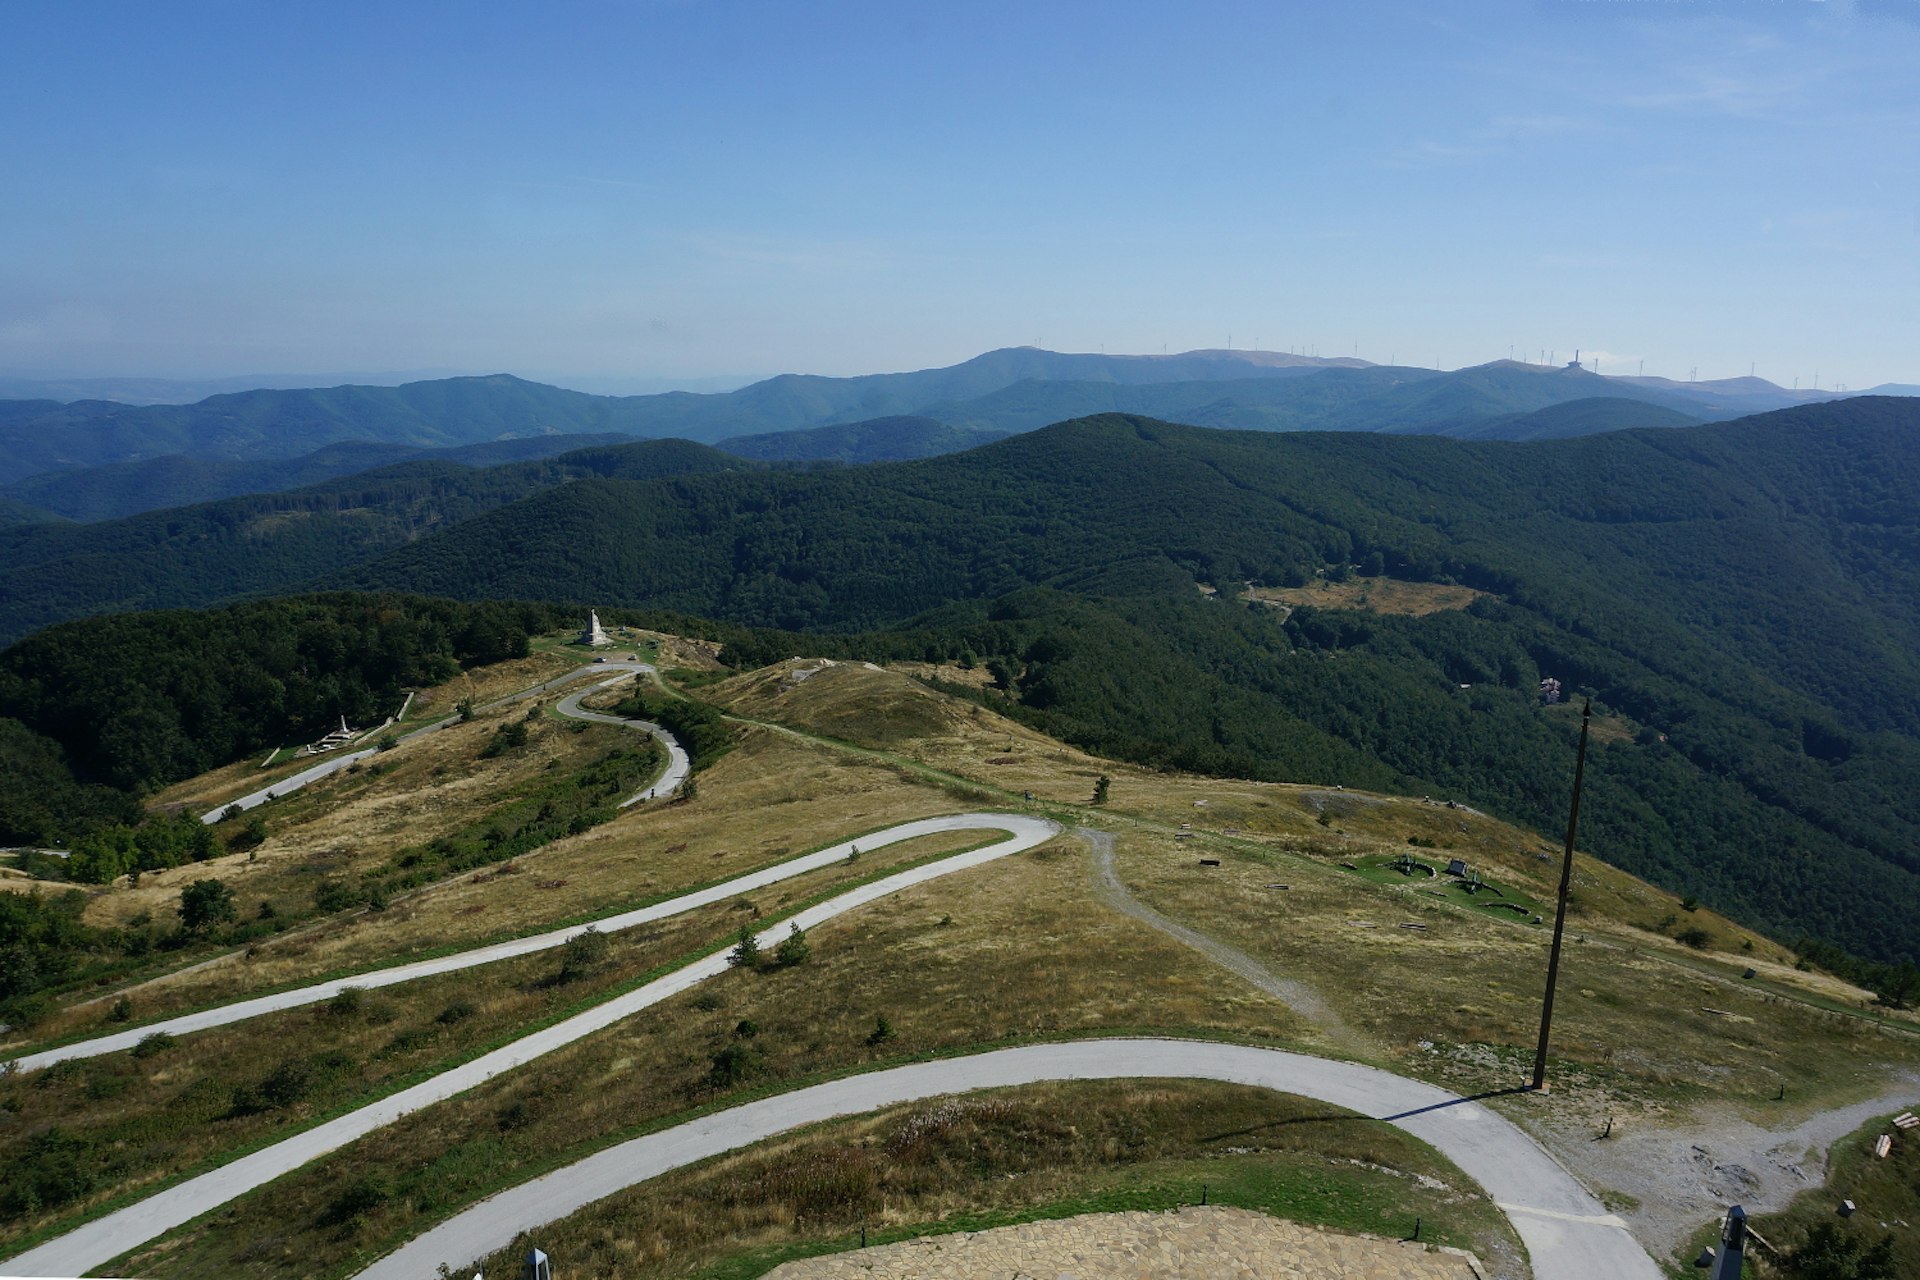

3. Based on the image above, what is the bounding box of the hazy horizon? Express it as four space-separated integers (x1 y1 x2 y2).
4 1 1917 389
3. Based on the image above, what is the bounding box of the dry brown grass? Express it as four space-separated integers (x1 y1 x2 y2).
0 908 723 1251
146 652 588 818
123 839 1322 1279
706 659 1879 1016
459 1080 1523 1280
1103 830 1920 1126
31 648 1915 1278
79 712 633 937
14 725 998 1041
1243 579 1493 616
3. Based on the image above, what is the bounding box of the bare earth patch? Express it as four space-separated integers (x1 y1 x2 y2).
767 1205 1482 1280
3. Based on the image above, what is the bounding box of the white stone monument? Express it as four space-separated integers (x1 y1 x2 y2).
579 610 610 647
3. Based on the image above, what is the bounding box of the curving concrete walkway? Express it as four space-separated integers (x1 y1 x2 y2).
199 661 666 823
6 815 1029 1074
0 815 1061 1278
354 1039 1661 1280
552 678 689 805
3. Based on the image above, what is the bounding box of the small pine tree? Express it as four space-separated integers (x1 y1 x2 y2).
867 1014 896 1046
1092 774 1110 805
774 923 811 968
728 924 761 969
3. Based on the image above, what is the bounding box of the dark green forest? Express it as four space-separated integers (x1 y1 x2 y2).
3 399 1918 972
0 432 636 523
327 399 1920 964
0 438 757 646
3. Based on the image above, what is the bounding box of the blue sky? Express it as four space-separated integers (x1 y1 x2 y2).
2 0 1915 388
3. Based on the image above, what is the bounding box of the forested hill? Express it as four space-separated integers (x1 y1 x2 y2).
0 438 755 647
716 416 1008 463
0 432 635 523
318 398 1920 963
339 397 1920 728
5 400 1918 962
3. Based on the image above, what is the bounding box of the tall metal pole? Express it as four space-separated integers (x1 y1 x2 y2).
1532 699 1592 1091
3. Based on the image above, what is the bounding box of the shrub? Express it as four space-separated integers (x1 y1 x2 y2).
436 999 477 1024
1789 1222 1896 1280
178 878 237 933
320 1173 394 1227
706 1043 760 1089
107 996 132 1023
236 1055 326 1113
735 1018 759 1038
131 1030 176 1059
1092 774 1110 804
480 720 529 758
557 927 610 983
1676 927 1712 950
867 1014 896 1046
327 986 366 1016
0 1128 97 1216
728 924 761 970
313 878 359 913
774 923 811 968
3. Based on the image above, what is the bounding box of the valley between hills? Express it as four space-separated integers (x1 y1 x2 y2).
5 630 1918 1279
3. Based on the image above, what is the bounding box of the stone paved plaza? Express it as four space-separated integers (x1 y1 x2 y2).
765 1205 1487 1279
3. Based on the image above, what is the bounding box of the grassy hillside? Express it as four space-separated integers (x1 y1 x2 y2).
5 644 1912 1278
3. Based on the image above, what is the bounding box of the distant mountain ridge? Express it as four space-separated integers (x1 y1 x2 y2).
0 347 1870 487
0 433 634 523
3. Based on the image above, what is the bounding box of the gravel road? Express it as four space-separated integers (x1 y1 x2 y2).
1079 827 1369 1054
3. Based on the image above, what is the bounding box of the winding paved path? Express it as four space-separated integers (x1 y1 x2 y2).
355 1039 1661 1280
199 661 672 823
7 815 1025 1074
0 815 1060 1278
553 677 690 805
